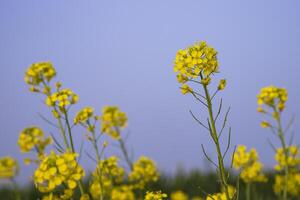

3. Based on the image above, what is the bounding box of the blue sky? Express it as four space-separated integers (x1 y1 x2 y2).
1 0 300 182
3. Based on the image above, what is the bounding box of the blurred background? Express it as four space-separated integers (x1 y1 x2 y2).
0 0 300 188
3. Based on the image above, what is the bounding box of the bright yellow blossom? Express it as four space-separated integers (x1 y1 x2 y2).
45 88 78 109
257 86 288 112
129 156 159 189
233 145 267 183
173 41 218 93
181 84 193 95
170 190 188 200
206 186 235 200
18 127 52 157
24 62 56 86
0 157 19 179
100 106 127 139
74 107 94 125
145 191 168 200
174 41 218 80
217 79 226 91
89 156 125 199
111 186 135 200
274 146 300 171
274 173 300 196
80 194 90 200
34 151 84 193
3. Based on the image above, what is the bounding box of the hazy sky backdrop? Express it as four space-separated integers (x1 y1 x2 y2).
1 0 300 183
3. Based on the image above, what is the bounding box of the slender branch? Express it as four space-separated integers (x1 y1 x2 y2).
189 110 209 131
222 127 231 160
201 144 218 169
214 99 223 123
218 107 230 139
38 113 59 129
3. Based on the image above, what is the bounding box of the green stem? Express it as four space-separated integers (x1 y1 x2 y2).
63 110 75 153
87 122 104 200
55 108 70 149
202 77 231 200
274 110 289 200
246 182 251 200
119 137 133 171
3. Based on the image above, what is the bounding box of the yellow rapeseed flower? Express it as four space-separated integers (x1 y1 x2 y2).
170 190 188 200
233 145 267 183
173 41 219 94
34 151 84 193
181 84 193 95
145 191 168 200
0 156 19 179
45 88 78 109
217 79 226 91
257 86 288 112
89 156 125 199
274 173 300 196
129 156 159 189
24 62 56 86
100 106 127 139
206 185 235 200
18 127 52 157
111 186 135 200
74 107 94 125
274 146 300 171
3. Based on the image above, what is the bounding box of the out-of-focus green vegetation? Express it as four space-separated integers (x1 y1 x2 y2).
0 169 282 200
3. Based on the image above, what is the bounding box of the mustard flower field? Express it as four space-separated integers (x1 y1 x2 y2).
0 41 299 200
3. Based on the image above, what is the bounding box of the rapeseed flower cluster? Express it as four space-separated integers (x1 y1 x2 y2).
46 88 78 110
100 106 128 139
111 186 135 200
34 151 84 193
206 186 235 200
233 145 267 183
274 145 300 171
0 157 19 179
273 146 300 196
24 62 56 87
173 41 218 94
74 107 94 125
18 127 52 158
129 156 159 189
170 190 188 200
257 86 288 115
144 191 168 200
89 156 125 199
274 173 300 196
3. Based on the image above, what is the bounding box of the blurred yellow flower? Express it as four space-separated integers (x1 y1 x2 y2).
233 145 267 183
129 156 159 189
74 107 94 125
24 62 56 86
100 106 127 139
170 190 188 200
46 88 78 109
0 156 18 179
145 191 168 200
18 127 52 157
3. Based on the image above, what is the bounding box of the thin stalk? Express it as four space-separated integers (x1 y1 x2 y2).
55 108 70 149
62 109 85 195
119 138 134 171
63 110 75 153
87 121 104 200
274 109 289 200
201 75 230 200
246 183 251 200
